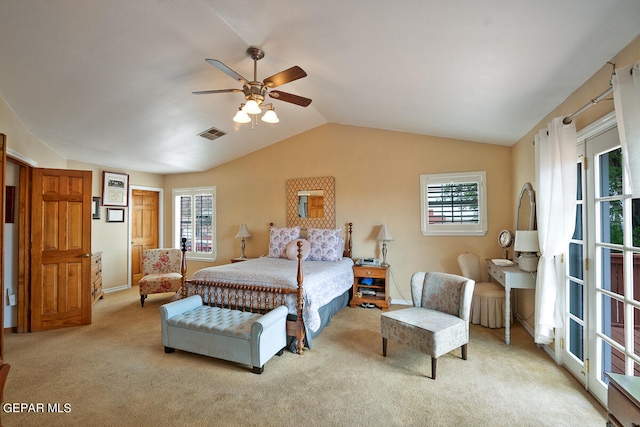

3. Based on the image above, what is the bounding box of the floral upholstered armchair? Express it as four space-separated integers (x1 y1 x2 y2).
139 248 183 307
380 271 475 379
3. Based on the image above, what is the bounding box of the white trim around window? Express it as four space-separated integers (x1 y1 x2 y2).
420 171 488 236
173 186 217 261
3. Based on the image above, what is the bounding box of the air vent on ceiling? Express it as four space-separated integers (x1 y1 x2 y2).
198 126 227 141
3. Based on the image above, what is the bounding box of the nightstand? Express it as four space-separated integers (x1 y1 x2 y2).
349 265 389 310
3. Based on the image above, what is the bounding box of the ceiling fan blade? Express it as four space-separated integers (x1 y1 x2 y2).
263 66 307 88
206 59 249 85
192 89 243 95
269 90 312 107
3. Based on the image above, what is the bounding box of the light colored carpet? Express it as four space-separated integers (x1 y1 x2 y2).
2 286 606 426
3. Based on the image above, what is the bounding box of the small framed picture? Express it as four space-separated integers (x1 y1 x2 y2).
106 208 125 223
92 196 101 220
102 171 129 207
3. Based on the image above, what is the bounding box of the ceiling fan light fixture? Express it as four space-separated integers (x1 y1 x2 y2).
233 108 251 123
261 106 279 123
242 99 261 115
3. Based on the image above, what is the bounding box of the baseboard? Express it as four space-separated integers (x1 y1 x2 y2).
390 298 412 306
103 284 130 294
4 327 16 333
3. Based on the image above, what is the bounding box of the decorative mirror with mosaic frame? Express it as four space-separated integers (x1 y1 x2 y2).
286 176 335 229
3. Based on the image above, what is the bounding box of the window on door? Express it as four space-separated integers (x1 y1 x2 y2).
173 187 217 261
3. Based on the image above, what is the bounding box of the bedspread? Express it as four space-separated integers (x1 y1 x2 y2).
186 257 354 332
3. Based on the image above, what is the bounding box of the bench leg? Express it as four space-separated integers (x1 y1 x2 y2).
164 347 175 353
431 358 437 380
252 366 264 375
382 337 387 356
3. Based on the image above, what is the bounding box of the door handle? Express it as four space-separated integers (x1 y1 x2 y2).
80 253 91 258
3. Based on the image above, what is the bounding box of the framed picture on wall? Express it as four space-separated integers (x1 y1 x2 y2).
102 171 129 207
92 196 101 220
106 208 125 223
5 186 15 223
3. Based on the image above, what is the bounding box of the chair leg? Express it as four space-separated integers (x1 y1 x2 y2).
382 337 387 357
140 294 146 307
462 344 468 360
431 357 437 380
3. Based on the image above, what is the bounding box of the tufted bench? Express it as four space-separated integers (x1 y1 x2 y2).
160 295 288 374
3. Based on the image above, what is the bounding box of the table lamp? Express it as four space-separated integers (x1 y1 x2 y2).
376 224 395 267
235 224 251 259
514 230 539 272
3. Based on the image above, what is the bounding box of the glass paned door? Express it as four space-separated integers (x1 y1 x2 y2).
563 148 587 381
586 125 640 404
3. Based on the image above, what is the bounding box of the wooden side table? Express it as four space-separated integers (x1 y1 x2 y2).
349 265 389 310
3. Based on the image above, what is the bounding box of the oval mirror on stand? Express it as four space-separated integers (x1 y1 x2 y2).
515 182 538 271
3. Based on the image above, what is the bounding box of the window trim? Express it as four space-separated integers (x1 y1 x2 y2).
172 186 217 261
420 171 487 236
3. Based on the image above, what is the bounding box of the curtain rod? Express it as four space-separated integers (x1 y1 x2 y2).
562 65 635 125
562 86 613 125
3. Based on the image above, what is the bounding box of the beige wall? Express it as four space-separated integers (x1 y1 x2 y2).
2 33 638 322
164 123 513 302
511 35 640 330
0 94 165 295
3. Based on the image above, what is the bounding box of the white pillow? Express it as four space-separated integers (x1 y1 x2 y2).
285 239 311 261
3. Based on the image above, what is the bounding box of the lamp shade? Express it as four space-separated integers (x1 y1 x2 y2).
242 99 261 115
261 108 279 123
233 109 251 123
235 224 251 238
514 230 539 252
377 224 395 242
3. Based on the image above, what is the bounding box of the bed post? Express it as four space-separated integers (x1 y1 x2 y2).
296 240 305 355
346 222 353 258
180 237 187 299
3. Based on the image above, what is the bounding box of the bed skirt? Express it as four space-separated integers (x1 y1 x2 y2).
286 289 350 352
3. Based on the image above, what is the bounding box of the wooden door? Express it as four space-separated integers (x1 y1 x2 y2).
31 168 92 331
131 190 159 286
0 135 6 358
308 195 324 218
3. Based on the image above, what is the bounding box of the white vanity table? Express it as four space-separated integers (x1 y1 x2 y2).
486 259 536 345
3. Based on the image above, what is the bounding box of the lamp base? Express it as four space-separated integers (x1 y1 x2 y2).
518 254 538 272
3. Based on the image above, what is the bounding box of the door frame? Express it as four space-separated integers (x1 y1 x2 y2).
557 112 618 406
127 185 164 291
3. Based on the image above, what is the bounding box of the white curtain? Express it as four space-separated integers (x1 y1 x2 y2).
534 117 577 345
612 61 640 197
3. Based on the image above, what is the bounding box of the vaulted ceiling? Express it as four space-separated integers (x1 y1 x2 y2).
1 1 639 174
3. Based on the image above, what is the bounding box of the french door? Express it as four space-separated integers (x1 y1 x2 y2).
563 114 640 405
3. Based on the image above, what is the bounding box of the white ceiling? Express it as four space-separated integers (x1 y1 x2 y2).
1 0 639 174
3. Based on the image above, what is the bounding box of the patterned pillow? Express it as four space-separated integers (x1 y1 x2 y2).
307 228 342 262
268 226 301 258
285 239 311 261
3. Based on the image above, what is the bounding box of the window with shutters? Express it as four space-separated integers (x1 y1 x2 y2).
420 171 487 236
173 187 216 261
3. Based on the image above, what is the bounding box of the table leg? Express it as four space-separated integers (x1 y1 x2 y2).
505 287 511 345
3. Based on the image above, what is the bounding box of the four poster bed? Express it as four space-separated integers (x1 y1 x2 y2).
177 223 354 354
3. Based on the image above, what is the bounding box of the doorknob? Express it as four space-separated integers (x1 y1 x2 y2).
80 253 91 258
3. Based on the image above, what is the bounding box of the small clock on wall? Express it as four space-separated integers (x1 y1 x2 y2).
498 229 514 259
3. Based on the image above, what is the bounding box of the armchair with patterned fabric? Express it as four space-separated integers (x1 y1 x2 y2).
380 271 475 379
139 248 183 307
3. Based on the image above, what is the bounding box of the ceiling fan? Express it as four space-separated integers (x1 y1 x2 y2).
193 46 312 123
